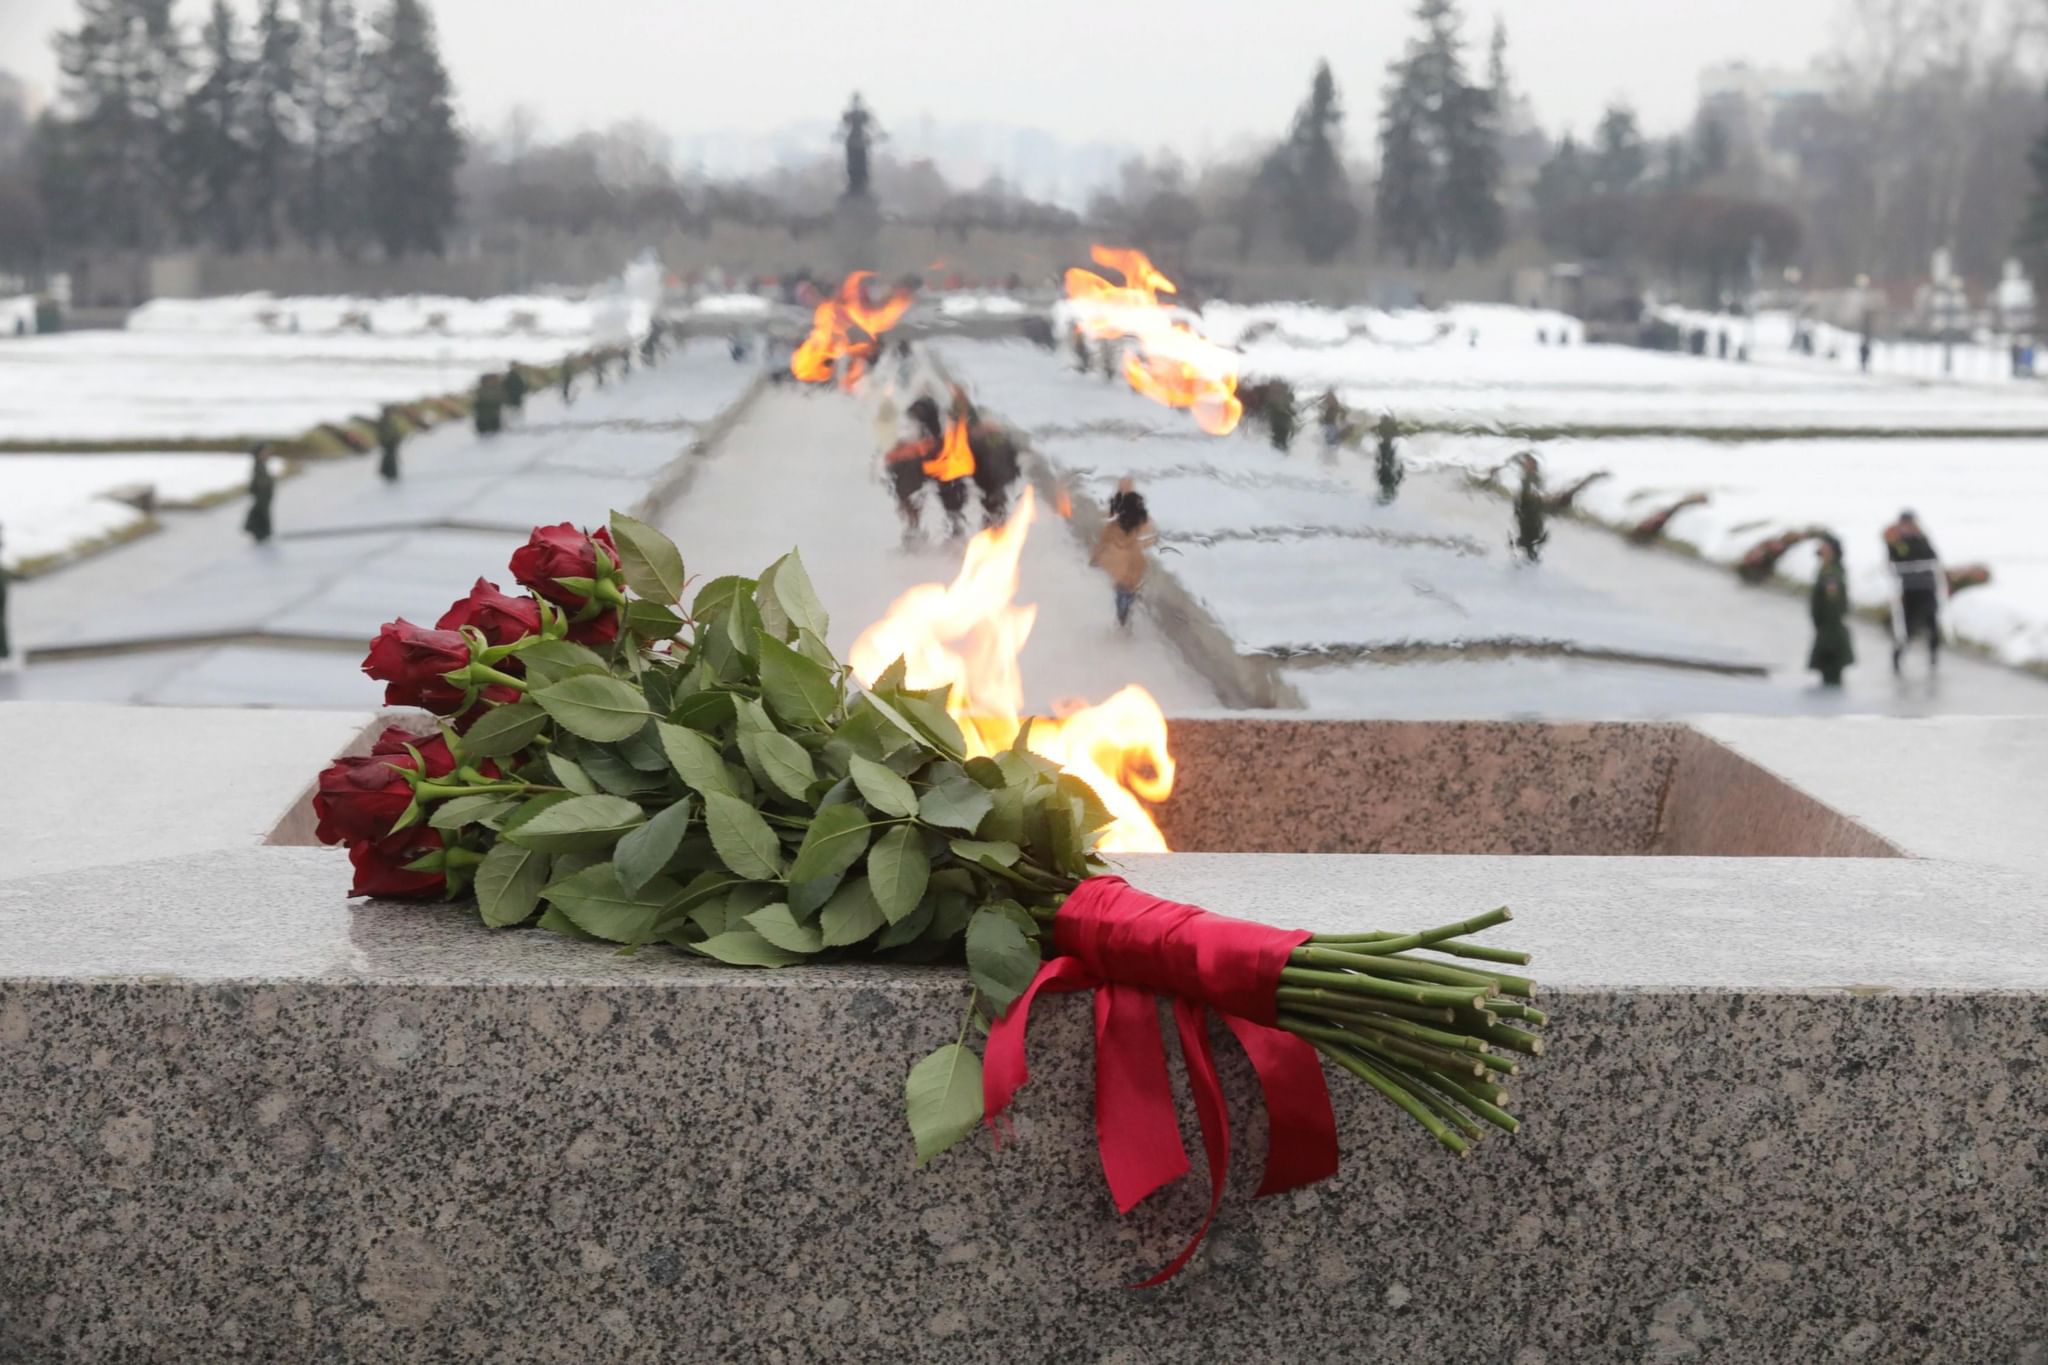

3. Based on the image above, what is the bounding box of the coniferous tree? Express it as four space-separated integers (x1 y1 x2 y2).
297 0 368 251
362 0 462 256
1375 47 1436 266
1258 62 1360 264
2018 88 2048 294
179 0 252 250
1375 0 1503 268
51 0 189 253
1439 69 1504 262
244 0 301 252
1592 104 1646 196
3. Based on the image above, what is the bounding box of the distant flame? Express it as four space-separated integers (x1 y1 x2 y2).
922 419 976 482
791 272 914 388
1064 245 1243 435
849 487 1174 852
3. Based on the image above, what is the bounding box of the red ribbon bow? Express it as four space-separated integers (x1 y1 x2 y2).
981 875 1340 1285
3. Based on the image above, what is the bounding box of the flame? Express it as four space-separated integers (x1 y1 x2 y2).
791 272 914 388
849 487 1174 852
922 419 976 482
1064 245 1243 435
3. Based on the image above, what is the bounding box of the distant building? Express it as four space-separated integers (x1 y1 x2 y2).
1695 61 1838 182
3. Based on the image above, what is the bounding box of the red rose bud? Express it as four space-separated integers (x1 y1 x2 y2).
313 751 418 845
436 578 542 652
509 523 621 612
567 609 620 647
362 618 476 714
348 828 448 899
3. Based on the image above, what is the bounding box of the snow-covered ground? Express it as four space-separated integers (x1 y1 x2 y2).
1416 432 2048 670
126 292 631 338
0 452 256 570
2 296 36 337
1654 304 2035 387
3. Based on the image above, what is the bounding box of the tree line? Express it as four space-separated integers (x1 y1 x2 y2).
10 0 460 271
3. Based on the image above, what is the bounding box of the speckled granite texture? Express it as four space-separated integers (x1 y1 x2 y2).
1158 718 1898 856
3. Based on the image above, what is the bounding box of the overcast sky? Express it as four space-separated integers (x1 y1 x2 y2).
1 0 1841 154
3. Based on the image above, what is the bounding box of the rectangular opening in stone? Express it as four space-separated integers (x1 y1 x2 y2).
1154 718 1901 858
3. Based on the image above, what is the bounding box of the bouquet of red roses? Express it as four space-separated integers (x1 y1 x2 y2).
315 512 1542 1281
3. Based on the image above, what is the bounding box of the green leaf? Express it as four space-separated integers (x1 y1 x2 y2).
694 928 806 967
475 842 550 927
537 905 602 941
548 753 598 794
980 785 1027 845
517 639 611 688
543 861 677 944
669 689 736 733
966 909 1040 1013
765 548 829 639
849 754 918 818
1059 773 1117 835
428 794 517 831
794 629 837 670
460 701 548 759
875 896 934 948
609 511 687 604
746 902 824 954
503 794 645 853
919 773 995 834
613 798 694 896
658 721 737 798
724 592 764 659
787 803 871 884
534 674 650 743
859 690 940 757
964 756 1007 789
624 599 685 641
906 1044 984 1166
616 720 670 772
871 656 909 693
691 574 755 622
497 791 574 833
787 868 847 917
757 632 840 730
738 731 815 803
867 824 930 923
818 878 885 946
700 791 783 880
894 691 968 759
950 838 1021 867
571 743 667 797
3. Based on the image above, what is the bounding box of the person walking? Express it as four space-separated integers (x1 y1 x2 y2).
474 374 504 436
1092 478 1158 630
0 525 14 672
559 358 576 406
1511 452 1548 563
882 395 942 546
1883 509 1945 673
502 362 529 417
1374 412 1405 504
1807 535 1855 688
244 444 276 544
376 405 403 481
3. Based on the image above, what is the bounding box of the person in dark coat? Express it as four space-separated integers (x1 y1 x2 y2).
1883 510 1943 672
244 444 276 543
958 393 1021 529
559 359 576 406
376 405 403 481
1317 389 1347 450
1511 451 1548 563
1374 412 1404 504
502 363 529 414
883 396 943 544
1093 479 1158 629
474 374 504 435
1808 535 1855 687
0 525 13 670
591 350 609 388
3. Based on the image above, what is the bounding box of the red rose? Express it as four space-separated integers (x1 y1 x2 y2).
362 618 475 713
348 828 447 899
436 578 542 650
509 523 619 611
313 727 470 846
567 609 620 647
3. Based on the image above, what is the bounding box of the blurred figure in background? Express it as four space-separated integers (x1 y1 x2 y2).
0 525 13 672
1092 478 1158 630
377 404 403 482
559 358 576 406
502 362 528 418
244 444 276 544
1511 451 1548 563
883 395 942 546
1884 510 1945 673
1808 535 1855 688
474 374 504 435
1374 412 1405 505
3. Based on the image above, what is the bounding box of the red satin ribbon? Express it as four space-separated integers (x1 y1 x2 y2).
981 875 1339 1285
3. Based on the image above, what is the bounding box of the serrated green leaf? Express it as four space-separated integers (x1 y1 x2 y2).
724 591 764 659
786 867 846 917
669 689 736 733
428 794 517 831
624 599 685 641
609 511 687 604
1059 772 1118 835
475 842 550 927
746 902 824 954
964 756 1006 789
871 656 909 693
691 574 756 622
818 878 885 946
787 803 870 885
849 754 918 818
766 549 829 639
694 928 806 967
497 791 574 833
536 905 602 941
894 692 968 759
966 909 1040 1012
906 1044 984 1166
980 785 1027 845
534 674 650 743
794 629 836 670
542 861 677 943
867 824 930 923
517 639 611 688
758 632 840 730
919 773 995 834
548 753 598 794
700 790 783 880
875 896 934 948
739 729 816 802
950 838 1021 867
658 721 737 798
460 701 548 759
613 798 694 896
503 793 645 853
570 743 667 797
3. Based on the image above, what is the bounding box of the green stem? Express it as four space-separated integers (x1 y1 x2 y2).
1301 1035 1469 1156
1271 986 1454 1026
1278 965 1490 1009
1295 946 1534 1000
1307 906 1513 954
1282 1014 1485 1078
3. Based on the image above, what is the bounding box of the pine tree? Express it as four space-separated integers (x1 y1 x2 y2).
244 0 300 252
1261 62 1360 264
361 0 462 257
51 0 189 253
297 0 368 251
180 0 251 251
2018 88 2048 295
1592 104 1645 196
1375 0 1503 268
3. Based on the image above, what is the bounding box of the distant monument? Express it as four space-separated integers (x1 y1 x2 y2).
832 93 883 273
